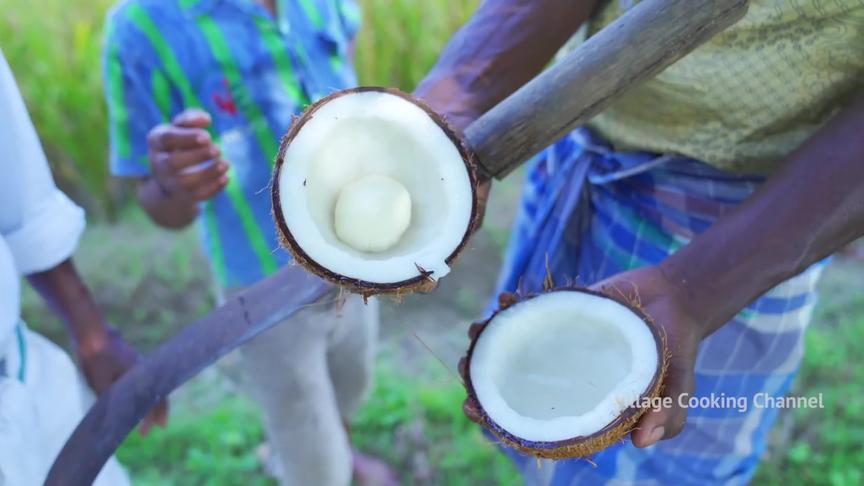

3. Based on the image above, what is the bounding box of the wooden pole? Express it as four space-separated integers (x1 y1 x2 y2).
467 0 749 180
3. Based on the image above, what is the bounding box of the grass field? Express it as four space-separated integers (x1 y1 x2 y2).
0 0 118 214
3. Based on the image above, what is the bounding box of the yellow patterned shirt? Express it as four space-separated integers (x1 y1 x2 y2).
584 0 864 172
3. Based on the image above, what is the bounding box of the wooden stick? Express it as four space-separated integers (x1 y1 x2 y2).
466 0 749 180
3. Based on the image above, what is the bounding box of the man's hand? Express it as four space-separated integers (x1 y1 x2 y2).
147 108 229 201
76 326 169 436
457 265 703 449
591 266 701 448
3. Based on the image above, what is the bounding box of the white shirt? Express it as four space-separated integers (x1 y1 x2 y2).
0 49 85 353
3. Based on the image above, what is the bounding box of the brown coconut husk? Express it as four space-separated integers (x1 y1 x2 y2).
463 287 669 459
271 87 482 299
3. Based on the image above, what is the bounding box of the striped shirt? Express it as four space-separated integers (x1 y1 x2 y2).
103 0 360 287
493 128 826 485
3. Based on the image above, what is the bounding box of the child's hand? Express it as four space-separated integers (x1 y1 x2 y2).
146 108 229 201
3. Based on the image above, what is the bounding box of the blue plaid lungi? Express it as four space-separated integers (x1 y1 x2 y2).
492 128 826 485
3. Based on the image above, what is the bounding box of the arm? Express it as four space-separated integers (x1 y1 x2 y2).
25 261 165 429
598 96 864 447
27 260 112 357
2 52 100 354
413 0 599 224
1 50 167 434
661 96 864 336
414 0 600 130
26 262 169 435
103 18 227 230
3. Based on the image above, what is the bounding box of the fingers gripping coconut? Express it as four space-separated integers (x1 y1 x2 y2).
272 88 480 296
460 285 669 459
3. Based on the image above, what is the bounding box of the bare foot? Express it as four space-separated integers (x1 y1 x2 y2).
353 449 400 486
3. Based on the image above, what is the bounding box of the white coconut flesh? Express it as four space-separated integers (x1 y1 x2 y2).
470 291 659 443
277 90 474 284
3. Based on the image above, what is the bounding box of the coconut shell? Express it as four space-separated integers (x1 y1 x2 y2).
463 287 669 459
271 87 481 299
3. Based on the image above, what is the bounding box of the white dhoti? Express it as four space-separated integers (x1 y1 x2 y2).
0 324 130 486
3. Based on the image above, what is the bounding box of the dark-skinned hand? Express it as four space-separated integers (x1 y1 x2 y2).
146 108 229 201
459 265 702 449
76 326 169 436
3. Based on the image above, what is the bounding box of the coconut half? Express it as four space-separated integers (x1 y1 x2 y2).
272 87 479 295
464 288 667 459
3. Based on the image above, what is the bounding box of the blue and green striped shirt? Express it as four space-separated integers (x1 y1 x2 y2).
103 0 360 287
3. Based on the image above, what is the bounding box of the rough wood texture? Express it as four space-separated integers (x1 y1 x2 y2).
467 0 750 180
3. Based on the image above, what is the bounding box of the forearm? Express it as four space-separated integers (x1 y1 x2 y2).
414 0 599 125
661 97 864 336
26 259 109 352
137 176 199 229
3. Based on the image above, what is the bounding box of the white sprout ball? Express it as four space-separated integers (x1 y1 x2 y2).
333 174 412 252
276 90 476 284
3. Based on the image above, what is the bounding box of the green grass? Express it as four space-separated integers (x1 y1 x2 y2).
350 363 519 486
114 357 521 485
354 0 476 90
753 264 864 486
0 0 118 215
118 396 271 486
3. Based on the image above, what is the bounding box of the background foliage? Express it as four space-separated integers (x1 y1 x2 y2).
0 0 476 218
1 0 118 215
4 0 863 484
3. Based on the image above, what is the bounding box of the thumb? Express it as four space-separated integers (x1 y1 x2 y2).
631 362 694 448
462 396 483 424
139 399 169 436
173 108 212 128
